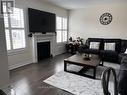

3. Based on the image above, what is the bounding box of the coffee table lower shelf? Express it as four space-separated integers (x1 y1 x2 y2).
64 60 97 79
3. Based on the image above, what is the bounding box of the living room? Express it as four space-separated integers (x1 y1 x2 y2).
0 0 127 95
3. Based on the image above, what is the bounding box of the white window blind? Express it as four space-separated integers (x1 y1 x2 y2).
5 29 11 50
56 16 67 43
56 17 62 29
3 7 26 51
3 14 9 27
57 30 62 43
10 8 24 28
12 29 25 49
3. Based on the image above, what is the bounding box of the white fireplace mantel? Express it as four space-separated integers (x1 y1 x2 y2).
32 33 56 63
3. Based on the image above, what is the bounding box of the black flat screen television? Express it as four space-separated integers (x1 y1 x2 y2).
28 8 56 33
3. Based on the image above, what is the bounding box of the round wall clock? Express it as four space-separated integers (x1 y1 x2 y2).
100 13 112 25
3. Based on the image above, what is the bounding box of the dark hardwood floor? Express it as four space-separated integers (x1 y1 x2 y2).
9 53 73 95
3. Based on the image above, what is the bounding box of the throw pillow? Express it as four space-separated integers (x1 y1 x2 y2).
104 43 115 51
90 42 100 49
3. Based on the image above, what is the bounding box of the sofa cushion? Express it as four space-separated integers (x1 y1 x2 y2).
104 42 115 51
83 49 100 54
100 50 118 58
90 42 100 49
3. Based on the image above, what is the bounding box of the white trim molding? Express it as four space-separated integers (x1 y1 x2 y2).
9 58 33 70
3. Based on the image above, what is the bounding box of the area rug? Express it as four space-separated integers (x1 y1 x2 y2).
44 65 114 95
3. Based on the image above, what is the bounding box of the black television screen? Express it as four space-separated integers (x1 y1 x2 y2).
28 8 56 33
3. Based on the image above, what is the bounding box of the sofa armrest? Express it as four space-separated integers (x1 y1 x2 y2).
119 53 127 63
120 48 126 53
118 56 127 95
121 55 127 64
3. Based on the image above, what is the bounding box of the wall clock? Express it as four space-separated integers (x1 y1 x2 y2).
100 13 112 25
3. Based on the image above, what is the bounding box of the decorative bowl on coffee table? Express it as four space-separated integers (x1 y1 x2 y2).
82 54 91 61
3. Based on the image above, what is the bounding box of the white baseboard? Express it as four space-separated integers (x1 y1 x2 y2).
54 46 66 56
9 59 33 70
8 47 66 70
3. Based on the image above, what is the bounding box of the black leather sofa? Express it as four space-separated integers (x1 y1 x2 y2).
79 38 127 63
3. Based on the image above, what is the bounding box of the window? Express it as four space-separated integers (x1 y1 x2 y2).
3 7 26 51
56 16 67 43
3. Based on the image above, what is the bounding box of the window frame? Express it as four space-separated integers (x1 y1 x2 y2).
56 16 68 43
3 7 26 54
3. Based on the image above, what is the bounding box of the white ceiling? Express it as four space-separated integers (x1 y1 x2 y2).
41 0 127 10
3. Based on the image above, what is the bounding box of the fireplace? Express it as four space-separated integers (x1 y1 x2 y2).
32 33 55 63
37 42 50 61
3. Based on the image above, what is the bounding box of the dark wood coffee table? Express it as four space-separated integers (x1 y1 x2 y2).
64 54 101 79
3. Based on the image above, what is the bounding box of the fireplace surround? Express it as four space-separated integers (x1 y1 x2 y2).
32 33 55 63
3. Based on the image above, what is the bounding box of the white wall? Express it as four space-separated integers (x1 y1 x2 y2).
8 0 68 70
69 4 127 42
0 15 9 87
